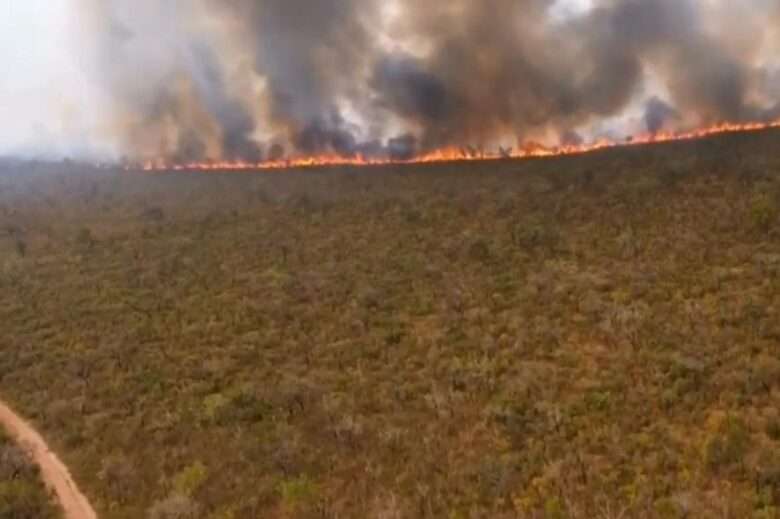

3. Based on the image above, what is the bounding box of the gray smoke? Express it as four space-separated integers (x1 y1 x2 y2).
606 0 757 122
184 43 262 162
78 0 780 161
644 97 679 134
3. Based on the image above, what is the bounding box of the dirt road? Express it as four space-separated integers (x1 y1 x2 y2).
0 398 97 519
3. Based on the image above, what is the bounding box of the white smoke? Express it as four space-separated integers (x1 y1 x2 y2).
0 0 114 158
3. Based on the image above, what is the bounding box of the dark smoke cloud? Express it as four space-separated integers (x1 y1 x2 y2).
295 111 359 156
372 54 451 122
213 0 378 135
81 0 780 162
182 42 262 161
379 0 646 150
644 97 679 134
387 134 418 161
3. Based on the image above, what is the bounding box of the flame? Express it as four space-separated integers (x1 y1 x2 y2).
135 119 780 172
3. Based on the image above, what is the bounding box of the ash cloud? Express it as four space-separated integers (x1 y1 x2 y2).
72 0 780 162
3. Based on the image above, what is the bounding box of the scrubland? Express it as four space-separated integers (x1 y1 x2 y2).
0 424 61 518
1 130 780 518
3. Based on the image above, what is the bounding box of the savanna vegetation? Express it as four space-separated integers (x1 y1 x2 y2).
1 129 780 518
0 425 61 518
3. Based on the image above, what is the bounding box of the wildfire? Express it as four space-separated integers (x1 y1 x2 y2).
135 119 780 172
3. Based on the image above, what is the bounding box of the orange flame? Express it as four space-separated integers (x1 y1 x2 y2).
135 119 780 172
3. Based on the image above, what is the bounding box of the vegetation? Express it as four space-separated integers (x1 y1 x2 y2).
0 425 61 518
1 129 780 518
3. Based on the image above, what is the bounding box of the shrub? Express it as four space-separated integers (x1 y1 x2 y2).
0 429 59 519
544 497 566 519
277 475 318 509
148 493 202 519
659 167 684 189
202 393 230 425
512 218 559 251
173 461 208 497
703 416 749 472
142 207 166 222
0 480 57 519
97 454 136 502
75 227 95 249
467 239 492 263
745 355 780 394
14 239 26 258
750 194 778 233
766 418 780 441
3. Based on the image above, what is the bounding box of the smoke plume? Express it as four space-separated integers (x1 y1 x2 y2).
6 0 779 160
644 97 679 134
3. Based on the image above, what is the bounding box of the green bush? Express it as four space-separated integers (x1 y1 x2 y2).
147 493 201 519
277 475 318 509
0 480 57 519
173 462 207 497
750 194 778 232
703 417 749 472
512 217 560 251
0 430 60 519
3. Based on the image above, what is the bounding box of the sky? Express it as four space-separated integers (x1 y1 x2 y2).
0 1 108 157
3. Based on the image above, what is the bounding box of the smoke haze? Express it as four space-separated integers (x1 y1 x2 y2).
2 0 779 161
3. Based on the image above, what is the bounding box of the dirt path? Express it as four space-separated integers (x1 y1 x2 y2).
0 399 97 519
